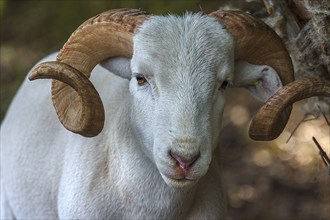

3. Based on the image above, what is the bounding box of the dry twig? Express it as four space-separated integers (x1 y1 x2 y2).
312 137 330 167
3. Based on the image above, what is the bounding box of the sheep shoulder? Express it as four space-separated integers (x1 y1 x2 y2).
0 52 130 219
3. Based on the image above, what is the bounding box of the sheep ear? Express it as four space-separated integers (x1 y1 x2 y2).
100 57 132 79
233 61 283 102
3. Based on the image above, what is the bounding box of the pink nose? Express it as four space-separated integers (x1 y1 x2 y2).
170 151 200 171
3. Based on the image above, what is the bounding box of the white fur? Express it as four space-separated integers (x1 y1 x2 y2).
1 13 282 219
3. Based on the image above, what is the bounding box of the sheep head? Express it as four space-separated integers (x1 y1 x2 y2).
29 8 329 188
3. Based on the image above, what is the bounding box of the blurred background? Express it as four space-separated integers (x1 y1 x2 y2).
1 0 329 219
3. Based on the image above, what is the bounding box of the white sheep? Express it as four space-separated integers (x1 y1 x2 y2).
3 8 327 219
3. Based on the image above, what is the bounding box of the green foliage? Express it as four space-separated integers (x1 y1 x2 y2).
0 0 6 17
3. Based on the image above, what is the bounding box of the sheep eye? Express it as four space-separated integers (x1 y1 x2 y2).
219 80 229 90
136 74 147 86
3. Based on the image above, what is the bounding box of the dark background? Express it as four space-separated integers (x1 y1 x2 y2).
1 1 329 219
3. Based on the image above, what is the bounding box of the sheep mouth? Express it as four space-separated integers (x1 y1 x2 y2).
160 173 199 188
164 173 197 181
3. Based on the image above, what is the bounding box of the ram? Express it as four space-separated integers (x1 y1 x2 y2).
1 8 329 219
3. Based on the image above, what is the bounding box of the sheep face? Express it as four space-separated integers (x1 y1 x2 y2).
130 14 234 188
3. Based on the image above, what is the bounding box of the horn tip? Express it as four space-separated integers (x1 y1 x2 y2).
29 64 43 81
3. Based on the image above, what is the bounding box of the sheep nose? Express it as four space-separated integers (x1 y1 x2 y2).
170 151 200 171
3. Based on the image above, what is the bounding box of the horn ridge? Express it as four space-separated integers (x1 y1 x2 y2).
30 61 105 137
57 8 151 75
209 10 294 85
249 77 330 140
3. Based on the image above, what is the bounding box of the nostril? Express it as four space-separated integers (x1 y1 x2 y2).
170 151 200 171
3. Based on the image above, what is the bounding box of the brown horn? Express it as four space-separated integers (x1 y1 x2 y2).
249 77 330 140
29 9 151 137
209 10 295 140
29 62 103 137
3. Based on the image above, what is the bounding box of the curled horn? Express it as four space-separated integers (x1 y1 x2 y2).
29 9 150 137
209 10 295 140
250 77 330 140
